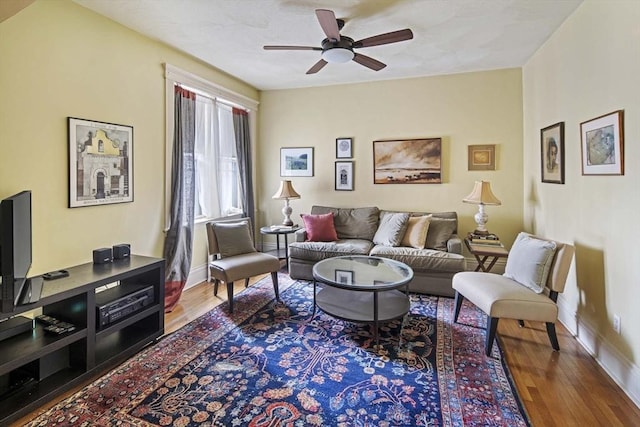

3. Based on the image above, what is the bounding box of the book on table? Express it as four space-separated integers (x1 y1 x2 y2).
270 224 298 231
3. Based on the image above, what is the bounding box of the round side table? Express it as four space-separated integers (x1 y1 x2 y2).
259 226 300 268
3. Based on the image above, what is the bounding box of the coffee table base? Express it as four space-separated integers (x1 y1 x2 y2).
312 284 410 349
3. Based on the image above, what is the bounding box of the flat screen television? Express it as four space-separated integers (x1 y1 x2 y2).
0 190 32 314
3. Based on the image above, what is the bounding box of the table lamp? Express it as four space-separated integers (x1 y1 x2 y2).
272 180 300 226
462 180 501 235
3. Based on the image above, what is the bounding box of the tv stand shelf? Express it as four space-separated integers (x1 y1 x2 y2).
0 255 164 424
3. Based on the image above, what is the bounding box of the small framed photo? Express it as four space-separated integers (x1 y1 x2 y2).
541 122 565 184
335 161 354 191
336 137 353 158
580 110 624 175
68 117 133 208
281 147 314 177
335 269 354 285
468 144 496 171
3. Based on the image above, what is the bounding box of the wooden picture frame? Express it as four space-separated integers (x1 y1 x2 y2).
373 138 442 184
335 161 354 191
280 147 314 177
68 117 133 208
580 110 624 175
541 122 565 184
336 137 353 158
467 144 495 171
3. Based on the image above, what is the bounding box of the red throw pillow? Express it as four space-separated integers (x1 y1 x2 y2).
301 213 338 242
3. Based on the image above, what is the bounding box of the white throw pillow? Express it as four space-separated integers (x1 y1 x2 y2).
504 232 557 293
373 212 410 247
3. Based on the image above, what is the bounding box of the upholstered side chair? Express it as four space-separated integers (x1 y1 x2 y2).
452 233 575 356
206 218 281 313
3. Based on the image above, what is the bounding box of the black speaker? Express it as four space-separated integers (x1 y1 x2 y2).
93 248 113 264
113 243 130 260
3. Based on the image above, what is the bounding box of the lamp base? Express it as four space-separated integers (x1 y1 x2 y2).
281 201 293 226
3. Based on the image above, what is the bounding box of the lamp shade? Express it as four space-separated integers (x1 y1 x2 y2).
272 180 300 200
462 181 501 205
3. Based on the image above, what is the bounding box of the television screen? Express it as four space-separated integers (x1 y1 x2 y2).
0 190 32 313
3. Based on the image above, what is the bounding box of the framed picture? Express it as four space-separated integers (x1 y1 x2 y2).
468 144 496 171
335 269 354 285
373 138 441 184
280 147 314 177
335 161 354 191
540 122 565 184
336 137 353 158
68 117 133 208
580 110 624 175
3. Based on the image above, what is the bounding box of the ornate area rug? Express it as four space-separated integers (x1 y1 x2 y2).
26 274 529 426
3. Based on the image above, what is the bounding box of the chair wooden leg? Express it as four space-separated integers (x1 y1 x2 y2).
244 278 249 288
213 279 219 296
453 291 464 323
546 322 560 351
227 281 234 313
271 271 280 300
518 320 525 327
485 316 499 356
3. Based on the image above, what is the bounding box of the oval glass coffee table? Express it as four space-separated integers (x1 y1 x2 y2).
312 255 414 349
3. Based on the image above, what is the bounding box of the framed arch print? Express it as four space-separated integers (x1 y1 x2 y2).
68 117 134 208
335 161 354 191
541 122 565 184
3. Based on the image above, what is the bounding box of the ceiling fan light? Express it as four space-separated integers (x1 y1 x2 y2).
322 47 354 63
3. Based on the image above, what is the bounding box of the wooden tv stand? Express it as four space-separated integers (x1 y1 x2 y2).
0 255 164 424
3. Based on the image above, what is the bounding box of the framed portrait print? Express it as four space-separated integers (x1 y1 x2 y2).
373 138 441 184
280 147 314 177
580 110 624 175
335 161 354 191
68 117 133 208
540 122 565 184
336 137 353 158
468 144 495 171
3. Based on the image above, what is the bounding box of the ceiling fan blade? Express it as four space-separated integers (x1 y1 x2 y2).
353 53 386 71
354 29 414 48
306 59 328 74
315 9 341 41
264 45 322 51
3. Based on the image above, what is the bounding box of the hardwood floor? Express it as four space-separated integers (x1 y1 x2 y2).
14 273 640 426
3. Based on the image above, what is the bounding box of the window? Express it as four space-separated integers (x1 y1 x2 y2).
164 64 258 228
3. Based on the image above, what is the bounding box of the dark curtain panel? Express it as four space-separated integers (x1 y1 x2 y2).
163 86 196 312
232 108 255 227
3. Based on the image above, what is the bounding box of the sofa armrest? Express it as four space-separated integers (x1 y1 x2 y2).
294 228 307 242
447 234 463 255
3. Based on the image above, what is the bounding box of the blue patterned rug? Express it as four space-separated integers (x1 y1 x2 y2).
26 273 530 426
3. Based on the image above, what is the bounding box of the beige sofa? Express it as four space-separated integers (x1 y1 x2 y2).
288 206 466 297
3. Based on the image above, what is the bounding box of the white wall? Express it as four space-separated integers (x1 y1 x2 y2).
523 0 640 406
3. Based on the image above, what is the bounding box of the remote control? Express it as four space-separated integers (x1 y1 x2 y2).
42 270 69 280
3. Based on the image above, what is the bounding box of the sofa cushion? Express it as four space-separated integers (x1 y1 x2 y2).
504 232 557 293
289 239 373 262
300 213 338 242
370 245 465 273
373 212 410 246
401 215 431 249
310 206 379 240
426 217 457 250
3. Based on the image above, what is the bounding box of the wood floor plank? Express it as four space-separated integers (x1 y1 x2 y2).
13 275 640 426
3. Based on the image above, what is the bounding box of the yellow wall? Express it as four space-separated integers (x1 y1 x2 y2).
0 0 258 274
523 0 640 399
258 70 525 246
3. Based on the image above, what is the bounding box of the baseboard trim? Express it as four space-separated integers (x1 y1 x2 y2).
557 297 640 409
185 264 207 291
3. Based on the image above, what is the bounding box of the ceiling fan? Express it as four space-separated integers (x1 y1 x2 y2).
263 9 413 74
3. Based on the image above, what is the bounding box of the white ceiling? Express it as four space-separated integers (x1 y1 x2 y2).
73 0 582 91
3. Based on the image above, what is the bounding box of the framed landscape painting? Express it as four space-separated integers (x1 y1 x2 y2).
280 147 314 177
580 110 624 175
68 117 133 208
540 122 565 184
373 138 442 184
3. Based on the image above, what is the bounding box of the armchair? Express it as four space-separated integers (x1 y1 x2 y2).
206 218 281 313
453 233 575 356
